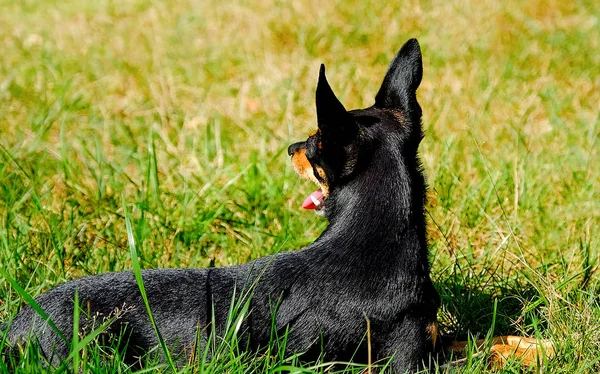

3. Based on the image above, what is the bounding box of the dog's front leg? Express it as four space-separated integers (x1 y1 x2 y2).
376 314 434 373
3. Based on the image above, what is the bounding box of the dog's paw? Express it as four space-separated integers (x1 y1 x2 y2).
445 335 554 369
489 335 555 367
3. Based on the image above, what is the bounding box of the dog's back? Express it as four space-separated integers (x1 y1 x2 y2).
6 269 210 364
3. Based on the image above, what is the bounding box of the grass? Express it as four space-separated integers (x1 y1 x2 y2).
0 0 598 372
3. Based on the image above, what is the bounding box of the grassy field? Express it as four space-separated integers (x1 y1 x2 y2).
1 0 599 372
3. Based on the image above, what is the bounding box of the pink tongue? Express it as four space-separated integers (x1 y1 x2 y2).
302 190 324 210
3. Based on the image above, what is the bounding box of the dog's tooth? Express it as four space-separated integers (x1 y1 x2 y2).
311 194 321 207
302 190 324 210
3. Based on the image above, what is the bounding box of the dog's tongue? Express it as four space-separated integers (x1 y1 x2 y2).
302 189 324 210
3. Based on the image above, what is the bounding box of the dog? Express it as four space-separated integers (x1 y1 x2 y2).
2 38 551 372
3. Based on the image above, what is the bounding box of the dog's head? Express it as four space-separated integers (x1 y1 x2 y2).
288 39 425 219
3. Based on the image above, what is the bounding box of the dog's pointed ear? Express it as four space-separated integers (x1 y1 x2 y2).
374 38 422 114
316 64 357 142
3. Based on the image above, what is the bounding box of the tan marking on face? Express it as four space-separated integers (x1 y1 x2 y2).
291 149 315 182
290 149 329 197
314 166 329 196
309 129 318 136
314 166 326 180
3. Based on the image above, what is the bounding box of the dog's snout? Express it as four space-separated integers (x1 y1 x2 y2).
287 142 304 156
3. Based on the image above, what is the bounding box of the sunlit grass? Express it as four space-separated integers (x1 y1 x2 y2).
1 0 599 372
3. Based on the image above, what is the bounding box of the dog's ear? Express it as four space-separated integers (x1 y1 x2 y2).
374 38 422 115
316 64 357 143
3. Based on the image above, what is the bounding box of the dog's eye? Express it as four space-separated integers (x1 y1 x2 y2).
305 137 320 159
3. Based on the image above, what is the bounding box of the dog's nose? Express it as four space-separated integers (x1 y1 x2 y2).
287 142 304 156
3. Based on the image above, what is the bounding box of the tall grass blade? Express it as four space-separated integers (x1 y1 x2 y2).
122 195 177 372
0 268 67 343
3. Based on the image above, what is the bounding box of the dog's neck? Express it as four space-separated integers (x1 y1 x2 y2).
312 146 430 275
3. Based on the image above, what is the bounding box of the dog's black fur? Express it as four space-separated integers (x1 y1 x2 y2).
3 38 440 372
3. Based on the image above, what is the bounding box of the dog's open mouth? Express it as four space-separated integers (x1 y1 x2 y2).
302 189 325 211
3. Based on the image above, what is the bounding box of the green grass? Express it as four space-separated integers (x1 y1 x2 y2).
0 0 599 372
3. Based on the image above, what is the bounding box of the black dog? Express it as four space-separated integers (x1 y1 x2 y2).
3 38 440 372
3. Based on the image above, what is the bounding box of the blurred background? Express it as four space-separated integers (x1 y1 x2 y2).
0 0 599 368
